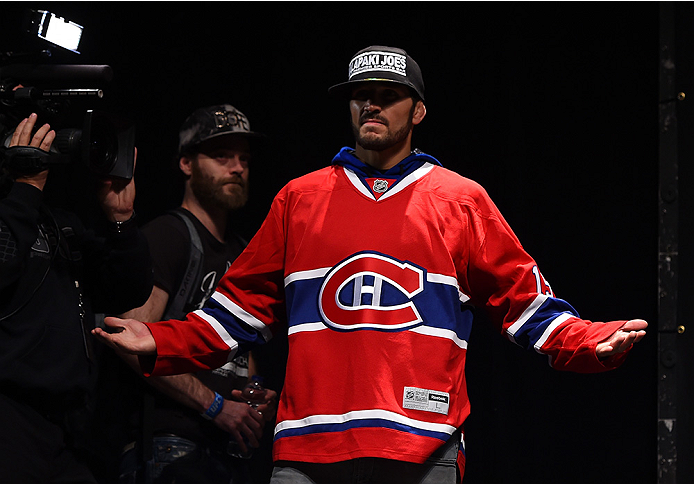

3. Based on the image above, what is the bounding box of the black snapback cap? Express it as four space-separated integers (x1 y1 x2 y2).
328 45 425 101
178 104 263 155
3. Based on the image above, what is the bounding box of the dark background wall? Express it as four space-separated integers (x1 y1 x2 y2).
0 2 670 483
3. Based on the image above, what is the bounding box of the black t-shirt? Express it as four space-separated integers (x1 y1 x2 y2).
140 208 249 445
143 208 245 315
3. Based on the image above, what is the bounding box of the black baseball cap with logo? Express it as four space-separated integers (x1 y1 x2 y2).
328 45 425 101
178 104 264 155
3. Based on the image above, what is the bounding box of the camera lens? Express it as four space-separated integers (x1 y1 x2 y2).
53 129 82 156
87 117 118 174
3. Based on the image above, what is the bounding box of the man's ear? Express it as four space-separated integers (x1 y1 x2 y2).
412 100 426 125
179 155 193 176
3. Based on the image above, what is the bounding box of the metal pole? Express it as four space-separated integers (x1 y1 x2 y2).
658 2 679 482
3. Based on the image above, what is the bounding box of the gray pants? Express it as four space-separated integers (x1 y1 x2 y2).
270 432 460 484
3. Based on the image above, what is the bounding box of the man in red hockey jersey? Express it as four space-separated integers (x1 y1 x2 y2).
94 45 647 484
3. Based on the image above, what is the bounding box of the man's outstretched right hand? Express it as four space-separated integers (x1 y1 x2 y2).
92 316 157 354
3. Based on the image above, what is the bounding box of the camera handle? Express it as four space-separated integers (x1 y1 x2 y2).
0 145 70 174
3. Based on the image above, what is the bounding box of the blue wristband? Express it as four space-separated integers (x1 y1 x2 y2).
201 392 224 420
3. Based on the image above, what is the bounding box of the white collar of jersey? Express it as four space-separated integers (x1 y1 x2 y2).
342 163 436 201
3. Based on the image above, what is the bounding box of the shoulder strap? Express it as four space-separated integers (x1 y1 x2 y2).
140 209 205 476
162 209 204 321
231 231 249 249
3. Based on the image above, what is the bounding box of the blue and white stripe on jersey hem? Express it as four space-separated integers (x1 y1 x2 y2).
273 409 457 442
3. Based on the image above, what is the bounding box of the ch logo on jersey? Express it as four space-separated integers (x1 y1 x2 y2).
318 252 425 331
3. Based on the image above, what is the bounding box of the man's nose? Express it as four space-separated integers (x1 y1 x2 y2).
225 156 247 173
363 100 379 112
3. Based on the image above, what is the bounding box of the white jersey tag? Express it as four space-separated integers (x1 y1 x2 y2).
403 386 450 415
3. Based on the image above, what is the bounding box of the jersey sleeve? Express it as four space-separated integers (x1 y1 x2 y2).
465 187 629 373
144 189 288 376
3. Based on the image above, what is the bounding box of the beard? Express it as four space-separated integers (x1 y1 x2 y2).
351 112 414 152
189 162 248 212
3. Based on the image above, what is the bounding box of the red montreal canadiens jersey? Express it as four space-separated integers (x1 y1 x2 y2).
145 157 629 469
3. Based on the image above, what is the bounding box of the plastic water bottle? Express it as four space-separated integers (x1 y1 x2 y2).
227 375 267 459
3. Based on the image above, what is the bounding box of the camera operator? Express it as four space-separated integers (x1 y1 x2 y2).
0 112 153 483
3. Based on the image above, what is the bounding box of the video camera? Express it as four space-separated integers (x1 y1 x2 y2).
0 8 135 180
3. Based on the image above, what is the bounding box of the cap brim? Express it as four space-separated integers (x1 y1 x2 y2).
203 130 266 142
179 130 266 155
328 80 360 98
327 78 424 101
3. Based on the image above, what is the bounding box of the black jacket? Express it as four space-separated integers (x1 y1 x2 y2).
0 181 153 401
